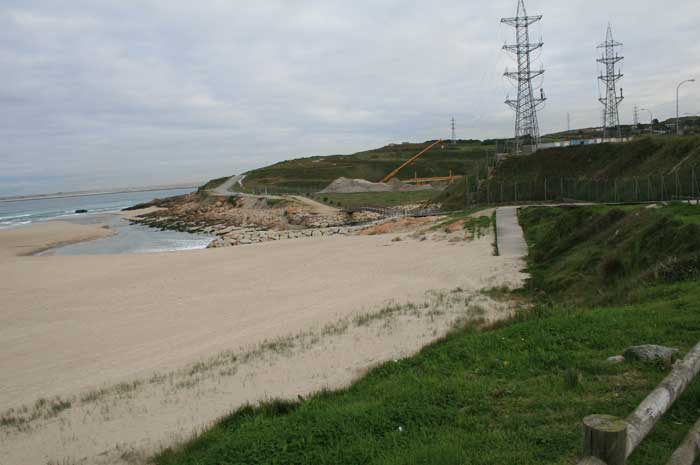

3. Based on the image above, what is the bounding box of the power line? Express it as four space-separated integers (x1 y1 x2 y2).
501 0 546 155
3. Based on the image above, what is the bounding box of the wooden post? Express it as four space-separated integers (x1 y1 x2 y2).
544 178 548 202
665 417 700 465
626 341 700 456
583 414 628 465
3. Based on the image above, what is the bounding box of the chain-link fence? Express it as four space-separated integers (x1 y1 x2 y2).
464 167 700 205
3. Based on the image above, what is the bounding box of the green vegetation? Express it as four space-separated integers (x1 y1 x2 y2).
238 141 494 191
438 136 700 208
198 176 230 192
520 203 700 305
493 137 700 182
319 190 436 208
154 203 700 465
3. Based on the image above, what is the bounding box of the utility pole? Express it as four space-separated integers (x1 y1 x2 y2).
567 112 571 132
597 23 624 139
451 117 456 145
676 79 696 135
501 0 546 155
633 105 639 127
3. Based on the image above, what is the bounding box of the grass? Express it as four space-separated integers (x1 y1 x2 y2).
218 140 495 192
437 136 700 209
154 286 700 465
0 397 73 430
153 203 700 465
319 190 436 208
519 203 700 305
198 176 230 192
1 287 485 435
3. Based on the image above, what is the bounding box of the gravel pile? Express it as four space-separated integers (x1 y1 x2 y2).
320 177 433 194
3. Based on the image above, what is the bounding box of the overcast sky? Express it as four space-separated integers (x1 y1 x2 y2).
1 0 699 195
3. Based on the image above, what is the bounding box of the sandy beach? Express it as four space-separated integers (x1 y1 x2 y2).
0 212 527 464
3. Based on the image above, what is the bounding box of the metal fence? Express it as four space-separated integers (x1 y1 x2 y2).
464 167 700 205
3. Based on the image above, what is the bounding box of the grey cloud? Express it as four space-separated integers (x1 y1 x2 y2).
0 0 698 195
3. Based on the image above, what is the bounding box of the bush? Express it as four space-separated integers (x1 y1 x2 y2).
600 255 625 280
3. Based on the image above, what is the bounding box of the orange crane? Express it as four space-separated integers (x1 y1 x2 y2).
380 139 443 183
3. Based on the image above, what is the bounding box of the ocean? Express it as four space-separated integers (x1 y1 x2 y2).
1 188 214 255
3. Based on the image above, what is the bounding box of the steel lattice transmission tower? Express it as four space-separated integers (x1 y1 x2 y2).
501 0 546 155
597 24 624 139
451 117 456 144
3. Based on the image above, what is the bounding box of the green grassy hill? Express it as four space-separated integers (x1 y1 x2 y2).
154 204 700 465
438 136 700 209
236 140 495 192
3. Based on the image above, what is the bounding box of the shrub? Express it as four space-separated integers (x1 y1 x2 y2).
600 255 625 280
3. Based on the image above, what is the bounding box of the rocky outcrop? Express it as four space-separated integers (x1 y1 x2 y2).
126 191 389 248
206 224 375 248
623 345 679 364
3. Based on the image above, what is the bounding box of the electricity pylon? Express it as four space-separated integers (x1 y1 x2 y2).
501 0 546 155
597 23 624 139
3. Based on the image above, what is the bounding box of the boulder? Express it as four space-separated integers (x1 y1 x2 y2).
623 345 679 364
606 355 625 364
206 238 224 248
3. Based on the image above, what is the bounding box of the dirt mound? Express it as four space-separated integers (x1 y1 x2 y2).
320 177 433 194
358 216 441 235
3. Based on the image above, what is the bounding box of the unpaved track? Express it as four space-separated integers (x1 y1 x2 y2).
210 174 244 195
209 176 339 215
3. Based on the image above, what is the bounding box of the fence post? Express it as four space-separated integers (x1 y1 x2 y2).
661 175 666 201
561 177 564 200
515 182 518 203
544 178 548 202
500 183 504 204
583 415 628 465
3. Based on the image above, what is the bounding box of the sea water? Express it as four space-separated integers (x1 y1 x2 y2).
1 189 213 255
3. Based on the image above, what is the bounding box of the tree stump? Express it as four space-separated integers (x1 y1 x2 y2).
583 414 628 465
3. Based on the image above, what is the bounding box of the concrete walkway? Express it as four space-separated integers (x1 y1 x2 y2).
496 206 528 258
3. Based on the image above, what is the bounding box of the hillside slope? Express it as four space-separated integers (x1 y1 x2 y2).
438 136 700 209
239 141 494 192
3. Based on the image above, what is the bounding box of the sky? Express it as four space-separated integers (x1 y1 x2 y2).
1 1 699 196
